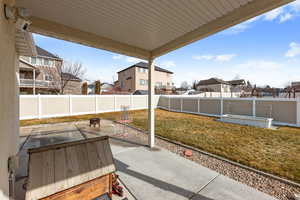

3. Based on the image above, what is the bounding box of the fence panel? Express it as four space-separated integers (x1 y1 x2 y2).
132 95 147 109
223 99 253 116
199 98 221 115
97 95 115 112
72 96 95 115
19 96 39 119
256 100 297 124
182 97 198 113
41 96 69 117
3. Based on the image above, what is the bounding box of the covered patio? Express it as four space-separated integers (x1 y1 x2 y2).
0 0 294 199
16 121 278 200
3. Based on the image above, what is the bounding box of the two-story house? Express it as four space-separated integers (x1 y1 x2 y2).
117 62 173 93
19 46 82 94
196 78 245 93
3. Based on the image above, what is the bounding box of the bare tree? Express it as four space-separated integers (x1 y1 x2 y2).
180 81 190 90
45 60 86 94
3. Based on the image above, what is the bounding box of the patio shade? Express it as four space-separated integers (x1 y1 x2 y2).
16 0 293 59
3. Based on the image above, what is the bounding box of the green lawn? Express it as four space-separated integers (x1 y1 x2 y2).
21 109 300 183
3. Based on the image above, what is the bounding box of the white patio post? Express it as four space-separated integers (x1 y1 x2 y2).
148 58 155 148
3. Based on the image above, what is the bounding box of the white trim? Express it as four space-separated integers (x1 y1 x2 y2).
95 95 98 114
253 98 256 117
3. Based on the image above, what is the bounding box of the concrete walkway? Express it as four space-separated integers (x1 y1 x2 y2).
110 138 277 200
18 122 278 200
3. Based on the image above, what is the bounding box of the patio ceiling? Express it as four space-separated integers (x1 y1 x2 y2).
16 0 293 59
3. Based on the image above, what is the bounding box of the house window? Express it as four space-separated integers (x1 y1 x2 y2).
37 58 43 65
44 58 49 66
45 74 53 81
31 57 36 65
140 79 146 85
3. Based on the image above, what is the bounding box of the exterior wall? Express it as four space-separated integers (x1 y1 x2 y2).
197 84 231 92
19 56 63 94
118 66 172 92
63 80 82 95
117 67 136 92
0 1 19 199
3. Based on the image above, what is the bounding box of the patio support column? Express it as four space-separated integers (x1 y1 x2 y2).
148 58 155 148
0 1 19 199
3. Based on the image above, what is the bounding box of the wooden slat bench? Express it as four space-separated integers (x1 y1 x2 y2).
25 136 116 200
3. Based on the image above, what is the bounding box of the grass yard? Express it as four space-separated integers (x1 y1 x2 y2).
21 109 300 183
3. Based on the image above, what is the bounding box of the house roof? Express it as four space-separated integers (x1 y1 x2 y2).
227 79 246 86
197 78 246 86
197 78 229 86
17 0 291 59
36 46 61 59
118 62 173 74
26 136 115 200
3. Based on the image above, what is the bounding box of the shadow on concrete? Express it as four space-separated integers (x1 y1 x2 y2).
115 159 214 200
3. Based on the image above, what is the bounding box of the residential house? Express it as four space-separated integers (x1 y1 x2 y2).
196 78 245 93
19 46 82 94
117 62 173 93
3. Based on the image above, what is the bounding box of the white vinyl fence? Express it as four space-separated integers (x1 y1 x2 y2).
157 95 300 127
20 95 160 120
20 95 300 127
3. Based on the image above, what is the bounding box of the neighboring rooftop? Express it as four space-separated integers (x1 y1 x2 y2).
197 78 229 86
36 46 61 59
118 62 173 74
227 79 246 86
197 78 246 86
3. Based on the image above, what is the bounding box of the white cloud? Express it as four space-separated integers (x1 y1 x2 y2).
112 55 123 59
112 54 145 63
192 55 214 60
215 54 236 62
285 42 300 58
193 54 236 62
290 0 300 12
264 8 283 21
160 60 176 68
126 57 143 63
280 13 293 22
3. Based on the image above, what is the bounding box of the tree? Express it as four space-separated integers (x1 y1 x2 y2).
95 80 101 94
192 80 198 90
180 81 190 90
45 60 86 94
81 82 88 95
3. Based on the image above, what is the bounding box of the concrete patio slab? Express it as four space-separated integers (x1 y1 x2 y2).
192 175 277 200
112 143 219 200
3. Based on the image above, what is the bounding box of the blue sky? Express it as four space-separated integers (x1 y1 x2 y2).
33 0 300 88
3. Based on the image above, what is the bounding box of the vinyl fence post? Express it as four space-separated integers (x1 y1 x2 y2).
252 97 256 117
168 95 171 111
180 97 183 112
220 97 223 116
198 97 200 113
95 95 98 114
297 97 300 126
114 95 117 112
69 95 73 116
38 94 41 119
130 94 133 110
